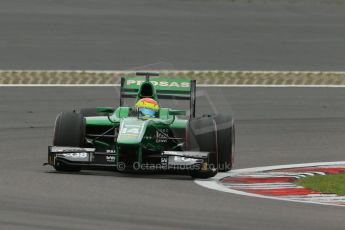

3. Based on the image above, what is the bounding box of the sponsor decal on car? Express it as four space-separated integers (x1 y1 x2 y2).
56 152 90 162
62 152 88 158
163 151 209 158
156 129 169 143
120 124 142 137
106 150 116 154
168 156 202 166
106 155 116 163
126 80 190 88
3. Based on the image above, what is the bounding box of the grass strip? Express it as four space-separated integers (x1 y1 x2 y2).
297 174 345 196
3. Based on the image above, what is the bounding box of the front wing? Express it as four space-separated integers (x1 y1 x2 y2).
47 146 212 172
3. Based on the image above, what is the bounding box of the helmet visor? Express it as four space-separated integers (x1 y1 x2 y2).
139 108 156 117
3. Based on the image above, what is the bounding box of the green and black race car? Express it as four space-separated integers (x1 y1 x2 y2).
46 72 235 178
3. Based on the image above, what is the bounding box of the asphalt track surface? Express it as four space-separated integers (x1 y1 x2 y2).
1 0 345 71
1 0 345 229
1 87 345 230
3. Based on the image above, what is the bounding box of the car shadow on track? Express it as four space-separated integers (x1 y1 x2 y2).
44 170 193 180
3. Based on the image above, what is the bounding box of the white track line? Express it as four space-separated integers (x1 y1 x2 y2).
195 161 345 207
224 183 300 189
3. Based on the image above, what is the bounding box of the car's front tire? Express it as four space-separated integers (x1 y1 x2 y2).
187 116 218 178
53 112 85 172
214 113 235 172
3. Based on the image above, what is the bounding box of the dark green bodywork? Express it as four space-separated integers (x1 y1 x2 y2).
83 76 193 166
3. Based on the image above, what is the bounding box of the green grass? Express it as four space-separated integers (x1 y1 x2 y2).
297 174 345 196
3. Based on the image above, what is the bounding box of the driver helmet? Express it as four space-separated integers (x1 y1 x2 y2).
135 98 160 119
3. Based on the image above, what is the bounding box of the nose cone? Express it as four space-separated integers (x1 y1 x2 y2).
117 118 149 145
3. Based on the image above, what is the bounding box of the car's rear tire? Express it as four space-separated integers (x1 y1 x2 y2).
53 112 85 172
187 116 218 179
214 113 235 172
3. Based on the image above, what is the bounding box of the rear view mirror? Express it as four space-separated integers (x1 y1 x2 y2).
96 107 115 114
168 109 186 116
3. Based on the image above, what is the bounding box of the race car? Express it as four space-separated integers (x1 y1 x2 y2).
45 72 235 178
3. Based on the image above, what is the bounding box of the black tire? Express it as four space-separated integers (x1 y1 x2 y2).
187 117 218 178
53 112 85 172
79 108 105 117
214 113 235 172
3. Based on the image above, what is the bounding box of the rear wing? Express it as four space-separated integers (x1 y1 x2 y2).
120 72 196 118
